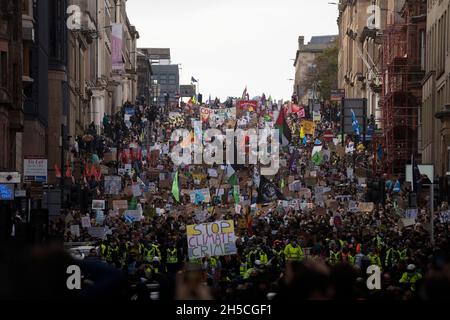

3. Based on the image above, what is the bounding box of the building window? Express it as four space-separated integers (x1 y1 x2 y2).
0 51 7 88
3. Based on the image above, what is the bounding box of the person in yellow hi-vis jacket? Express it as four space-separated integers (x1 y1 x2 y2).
284 239 304 262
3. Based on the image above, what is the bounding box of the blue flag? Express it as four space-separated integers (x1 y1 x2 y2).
393 180 401 193
303 136 307 146
377 145 383 160
351 109 361 136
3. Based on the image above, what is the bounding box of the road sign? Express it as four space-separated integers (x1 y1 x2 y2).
24 157 48 183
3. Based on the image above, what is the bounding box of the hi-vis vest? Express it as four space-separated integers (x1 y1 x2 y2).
397 249 407 261
166 248 178 264
284 244 303 261
240 262 248 277
329 251 340 264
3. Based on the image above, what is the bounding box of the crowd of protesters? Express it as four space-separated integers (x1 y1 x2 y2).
39 94 450 301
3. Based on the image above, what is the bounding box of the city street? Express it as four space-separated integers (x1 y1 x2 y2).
0 0 450 305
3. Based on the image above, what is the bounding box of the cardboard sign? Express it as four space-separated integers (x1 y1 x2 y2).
326 200 339 210
113 200 128 211
299 188 312 199
187 220 237 259
358 202 375 213
400 218 416 228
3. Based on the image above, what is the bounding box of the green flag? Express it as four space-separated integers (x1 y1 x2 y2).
312 152 323 166
172 171 180 202
280 179 285 189
229 173 238 186
129 197 137 210
233 185 240 204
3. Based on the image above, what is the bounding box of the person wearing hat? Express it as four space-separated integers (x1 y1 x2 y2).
399 264 422 292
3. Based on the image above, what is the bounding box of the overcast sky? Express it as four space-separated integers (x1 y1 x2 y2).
127 0 339 101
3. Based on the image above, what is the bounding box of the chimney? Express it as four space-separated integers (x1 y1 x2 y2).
298 36 305 49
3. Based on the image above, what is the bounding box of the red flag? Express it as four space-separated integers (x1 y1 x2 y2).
54 164 62 178
84 162 90 178
55 164 62 178
130 148 135 161
90 164 97 178
122 151 128 164
65 163 72 178
276 107 285 127
138 149 143 161
95 166 102 182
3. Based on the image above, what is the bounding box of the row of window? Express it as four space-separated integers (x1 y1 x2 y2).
426 3 450 76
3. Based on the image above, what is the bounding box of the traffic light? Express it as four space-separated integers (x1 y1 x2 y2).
198 94 203 104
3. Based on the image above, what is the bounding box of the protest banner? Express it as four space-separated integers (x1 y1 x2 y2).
187 220 237 259
92 200 105 210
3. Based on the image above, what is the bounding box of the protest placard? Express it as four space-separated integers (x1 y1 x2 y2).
104 176 122 195
440 211 450 224
301 120 316 135
405 208 418 219
132 184 142 197
113 200 128 211
95 211 105 225
81 216 91 228
299 188 312 199
187 220 237 259
92 200 105 210
400 218 416 229
88 227 107 239
124 210 143 222
190 189 211 204
70 225 80 237
358 202 375 213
